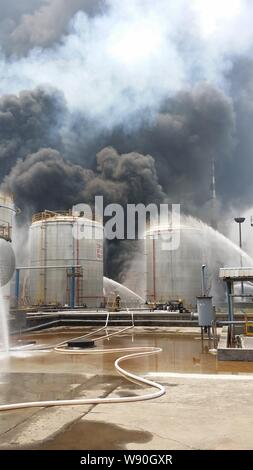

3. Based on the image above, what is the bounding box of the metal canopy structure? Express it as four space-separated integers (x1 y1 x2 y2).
219 267 253 282
219 268 253 325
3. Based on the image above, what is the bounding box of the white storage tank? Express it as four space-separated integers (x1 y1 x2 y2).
0 193 15 309
28 211 104 308
145 224 206 310
0 193 14 242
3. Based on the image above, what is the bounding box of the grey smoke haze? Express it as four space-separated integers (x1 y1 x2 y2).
0 1 48 56
2 0 253 129
0 1 42 25
223 58 253 207
1 1 253 280
0 0 105 56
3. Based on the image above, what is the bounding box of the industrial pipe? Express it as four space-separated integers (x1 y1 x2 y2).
15 265 81 306
201 264 206 296
70 267 76 309
10 320 60 336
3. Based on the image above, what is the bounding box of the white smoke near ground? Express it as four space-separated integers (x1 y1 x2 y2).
1 0 253 129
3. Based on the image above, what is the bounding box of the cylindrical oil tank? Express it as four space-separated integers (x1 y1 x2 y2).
0 193 14 242
0 239 15 287
28 211 104 308
0 193 15 309
145 224 206 310
197 296 214 327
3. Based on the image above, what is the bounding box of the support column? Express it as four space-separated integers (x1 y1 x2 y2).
226 280 234 346
70 267 76 309
15 268 20 306
226 280 234 322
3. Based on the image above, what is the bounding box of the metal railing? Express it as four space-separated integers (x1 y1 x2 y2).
32 210 72 223
244 315 253 336
32 209 102 224
0 223 11 241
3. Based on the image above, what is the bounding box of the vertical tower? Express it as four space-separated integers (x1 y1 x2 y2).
211 158 216 201
209 158 218 229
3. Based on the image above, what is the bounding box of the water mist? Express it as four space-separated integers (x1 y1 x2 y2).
0 286 9 354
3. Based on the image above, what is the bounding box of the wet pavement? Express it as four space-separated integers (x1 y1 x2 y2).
0 326 253 449
4 326 253 376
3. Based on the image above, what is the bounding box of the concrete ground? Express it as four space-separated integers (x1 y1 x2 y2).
0 327 253 450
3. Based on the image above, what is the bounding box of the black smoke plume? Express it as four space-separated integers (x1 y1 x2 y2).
0 87 65 178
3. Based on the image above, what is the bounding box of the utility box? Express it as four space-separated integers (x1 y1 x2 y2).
197 296 214 327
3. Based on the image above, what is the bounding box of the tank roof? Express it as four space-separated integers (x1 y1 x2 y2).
145 224 202 235
0 192 14 204
32 210 102 225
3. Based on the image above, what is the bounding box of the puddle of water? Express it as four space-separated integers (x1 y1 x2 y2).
4 327 253 376
1 327 253 451
1 327 253 449
0 372 87 404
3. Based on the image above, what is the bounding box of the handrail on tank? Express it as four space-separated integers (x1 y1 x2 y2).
32 210 72 223
0 224 11 241
0 192 14 204
32 209 102 224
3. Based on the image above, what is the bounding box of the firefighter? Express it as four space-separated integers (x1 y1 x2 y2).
115 294 121 311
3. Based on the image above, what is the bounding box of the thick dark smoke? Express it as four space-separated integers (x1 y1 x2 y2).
0 87 65 178
85 147 164 206
84 147 165 279
105 83 236 213
2 145 163 278
2 148 93 215
3 145 163 211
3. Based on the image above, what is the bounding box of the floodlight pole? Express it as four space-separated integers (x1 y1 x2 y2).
234 217 245 296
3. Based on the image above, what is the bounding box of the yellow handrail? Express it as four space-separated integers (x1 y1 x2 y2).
244 315 253 336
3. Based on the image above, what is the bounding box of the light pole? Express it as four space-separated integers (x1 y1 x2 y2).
234 217 245 296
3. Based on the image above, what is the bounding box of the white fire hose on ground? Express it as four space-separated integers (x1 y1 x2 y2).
0 312 165 412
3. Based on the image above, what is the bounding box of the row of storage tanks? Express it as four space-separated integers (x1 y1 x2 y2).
0 193 223 310
29 214 215 309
